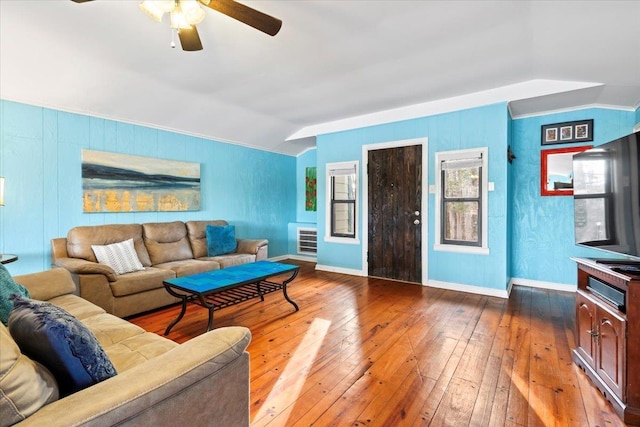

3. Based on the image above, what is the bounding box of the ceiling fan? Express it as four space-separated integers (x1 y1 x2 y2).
71 0 282 51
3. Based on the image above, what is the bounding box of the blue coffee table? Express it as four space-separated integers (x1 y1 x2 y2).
163 261 299 334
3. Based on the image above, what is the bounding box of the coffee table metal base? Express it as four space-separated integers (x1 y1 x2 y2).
164 268 298 335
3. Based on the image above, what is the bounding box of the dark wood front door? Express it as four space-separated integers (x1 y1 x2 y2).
367 145 422 283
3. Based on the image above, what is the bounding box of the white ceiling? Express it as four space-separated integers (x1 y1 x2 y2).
1 0 639 156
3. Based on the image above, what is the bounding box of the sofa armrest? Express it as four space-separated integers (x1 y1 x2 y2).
236 239 268 256
17 326 252 427
54 257 118 282
14 268 77 301
50 237 69 263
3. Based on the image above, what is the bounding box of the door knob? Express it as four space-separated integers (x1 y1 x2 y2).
414 219 420 225
415 211 420 216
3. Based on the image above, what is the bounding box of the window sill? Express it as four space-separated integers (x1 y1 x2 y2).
324 236 360 245
433 244 490 255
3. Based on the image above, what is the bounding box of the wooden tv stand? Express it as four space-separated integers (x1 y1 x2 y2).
572 257 640 425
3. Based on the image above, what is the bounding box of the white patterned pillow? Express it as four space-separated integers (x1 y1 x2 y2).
91 239 144 275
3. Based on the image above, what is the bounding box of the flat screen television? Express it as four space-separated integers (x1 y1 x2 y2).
573 130 640 262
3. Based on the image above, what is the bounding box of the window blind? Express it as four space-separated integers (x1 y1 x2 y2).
329 166 357 176
441 156 483 170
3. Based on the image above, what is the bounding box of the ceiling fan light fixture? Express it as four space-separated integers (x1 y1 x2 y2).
139 0 173 23
180 0 206 25
170 8 192 29
169 0 205 29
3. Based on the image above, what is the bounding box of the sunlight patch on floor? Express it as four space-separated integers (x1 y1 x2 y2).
254 317 332 426
511 370 554 426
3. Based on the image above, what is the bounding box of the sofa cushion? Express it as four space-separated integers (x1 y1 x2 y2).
206 224 238 256
48 294 106 321
186 220 229 258
108 267 176 297
199 253 256 268
0 264 30 326
153 259 220 277
92 238 145 275
0 322 59 427
8 295 117 397
103 332 179 373
67 223 152 267
143 221 194 265
80 313 148 347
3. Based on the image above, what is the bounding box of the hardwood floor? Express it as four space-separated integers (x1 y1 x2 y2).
129 260 627 426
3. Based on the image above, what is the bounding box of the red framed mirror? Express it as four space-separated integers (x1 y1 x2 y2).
541 146 592 196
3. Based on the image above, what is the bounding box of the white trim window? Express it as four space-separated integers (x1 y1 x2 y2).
325 161 359 243
434 148 489 255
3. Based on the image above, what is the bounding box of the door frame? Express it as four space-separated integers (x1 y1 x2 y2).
361 137 428 284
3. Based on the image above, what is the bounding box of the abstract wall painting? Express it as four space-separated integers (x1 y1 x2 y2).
82 149 200 213
305 167 317 211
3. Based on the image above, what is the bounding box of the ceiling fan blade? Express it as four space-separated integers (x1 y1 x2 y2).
179 26 204 51
200 0 282 36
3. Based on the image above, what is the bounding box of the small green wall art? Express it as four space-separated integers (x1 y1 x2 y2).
305 167 317 211
81 149 201 212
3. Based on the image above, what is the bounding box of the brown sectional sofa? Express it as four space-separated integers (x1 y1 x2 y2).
2 268 251 426
51 220 268 318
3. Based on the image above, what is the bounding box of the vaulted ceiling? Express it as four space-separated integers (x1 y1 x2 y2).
1 1 639 156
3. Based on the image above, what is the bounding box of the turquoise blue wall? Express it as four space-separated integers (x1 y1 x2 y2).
510 107 638 285
4 97 637 290
506 113 514 279
0 100 296 275
287 148 317 256
316 103 510 290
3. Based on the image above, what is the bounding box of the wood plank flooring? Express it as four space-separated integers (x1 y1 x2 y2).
129 260 627 426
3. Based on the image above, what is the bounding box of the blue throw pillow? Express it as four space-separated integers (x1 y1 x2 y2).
206 224 237 257
8 295 117 397
0 263 30 326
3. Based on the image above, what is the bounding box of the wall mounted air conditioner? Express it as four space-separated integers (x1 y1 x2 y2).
297 227 317 255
